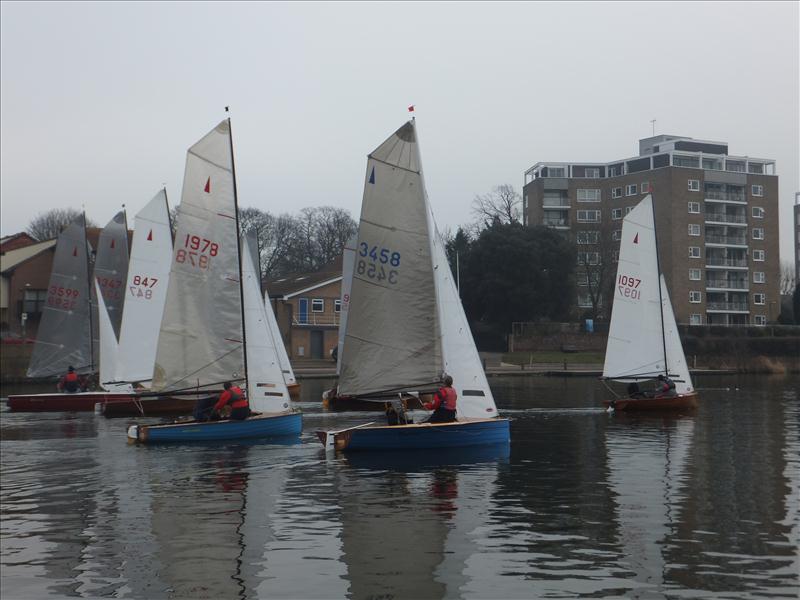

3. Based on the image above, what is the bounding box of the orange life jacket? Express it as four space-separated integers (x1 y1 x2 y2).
436 386 457 411
227 386 248 409
65 372 78 383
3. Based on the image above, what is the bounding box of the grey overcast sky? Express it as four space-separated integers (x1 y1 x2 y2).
2 1 798 263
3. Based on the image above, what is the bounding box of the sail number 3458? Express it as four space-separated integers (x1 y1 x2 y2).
618 275 642 299
358 242 400 285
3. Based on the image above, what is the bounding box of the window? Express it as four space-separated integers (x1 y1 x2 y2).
547 166 566 177
689 247 701 258
577 293 593 308
612 208 623 220
612 229 622 241
752 184 763 197
612 250 619 262
625 206 634 215
576 231 600 244
334 299 342 312
585 167 600 178
688 202 700 214
577 189 601 202
689 291 702 303
753 271 765 284
752 228 764 240
753 249 765 261
688 224 701 236
688 179 700 192
689 314 702 326
753 315 767 326
612 187 622 199
577 273 589 286
689 269 701 281
753 293 765 305
577 210 601 222
22 289 47 314
625 184 638 196
577 252 600 265
752 206 764 219
311 298 324 312
641 182 651 193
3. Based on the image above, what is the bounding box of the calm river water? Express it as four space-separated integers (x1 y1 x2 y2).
1 374 798 599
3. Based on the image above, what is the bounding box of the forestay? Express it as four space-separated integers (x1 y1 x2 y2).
603 195 666 380
152 120 244 392
27 218 94 377
338 121 442 397
94 211 130 340
116 190 173 385
241 237 291 412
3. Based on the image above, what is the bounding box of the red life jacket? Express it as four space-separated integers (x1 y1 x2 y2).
227 386 248 409
65 372 78 383
436 386 457 411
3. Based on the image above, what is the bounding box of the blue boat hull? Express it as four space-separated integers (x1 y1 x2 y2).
318 418 510 451
129 412 302 444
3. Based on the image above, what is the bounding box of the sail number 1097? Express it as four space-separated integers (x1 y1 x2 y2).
618 274 642 299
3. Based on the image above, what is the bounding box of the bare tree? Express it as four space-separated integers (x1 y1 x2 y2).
312 206 358 267
576 223 617 322
471 184 522 227
27 208 97 241
780 261 796 295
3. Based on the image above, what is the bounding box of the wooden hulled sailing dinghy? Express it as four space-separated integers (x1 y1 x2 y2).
127 119 301 443
601 195 698 412
7 214 136 411
317 120 509 450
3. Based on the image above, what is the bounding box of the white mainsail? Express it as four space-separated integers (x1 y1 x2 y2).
241 236 291 412
338 120 442 396
115 190 173 385
152 120 244 392
603 195 694 392
336 234 357 376
27 217 94 377
95 279 128 392
603 195 669 381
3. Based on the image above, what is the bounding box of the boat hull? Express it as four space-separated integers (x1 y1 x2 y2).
316 418 510 451
128 411 303 443
287 382 301 399
603 393 698 412
100 396 198 418
6 392 138 412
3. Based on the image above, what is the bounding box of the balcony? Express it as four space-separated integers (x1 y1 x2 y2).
293 314 341 327
706 280 749 291
706 302 749 313
543 218 570 228
542 200 570 209
706 257 748 268
705 234 748 246
705 191 747 204
705 212 747 226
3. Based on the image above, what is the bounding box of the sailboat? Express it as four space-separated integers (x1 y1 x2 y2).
601 194 698 411
7 215 136 411
316 120 509 450
127 119 301 443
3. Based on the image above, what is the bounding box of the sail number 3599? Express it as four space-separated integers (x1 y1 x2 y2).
618 275 642 299
358 242 400 285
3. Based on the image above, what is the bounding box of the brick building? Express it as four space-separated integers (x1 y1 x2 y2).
523 135 780 326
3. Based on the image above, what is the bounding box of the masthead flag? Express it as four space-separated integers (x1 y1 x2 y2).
408 105 415 112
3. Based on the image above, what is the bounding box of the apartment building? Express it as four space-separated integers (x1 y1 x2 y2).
523 135 780 326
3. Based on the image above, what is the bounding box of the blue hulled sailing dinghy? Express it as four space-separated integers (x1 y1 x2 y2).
317 120 510 451
128 120 301 443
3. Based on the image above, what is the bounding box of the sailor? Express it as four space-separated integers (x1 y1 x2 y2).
424 375 457 423
193 395 218 422
655 374 677 398
58 366 80 393
213 382 250 420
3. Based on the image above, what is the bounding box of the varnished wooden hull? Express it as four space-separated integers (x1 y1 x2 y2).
100 396 199 418
6 392 138 412
287 382 301 399
603 393 698 412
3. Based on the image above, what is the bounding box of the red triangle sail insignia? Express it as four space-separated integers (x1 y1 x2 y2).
147 230 153 241
204 177 211 193
633 233 639 244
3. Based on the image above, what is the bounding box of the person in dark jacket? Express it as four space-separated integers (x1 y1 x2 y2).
58 366 80 393
655 374 677 398
193 396 218 422
214 382 250 420
424 375 457 423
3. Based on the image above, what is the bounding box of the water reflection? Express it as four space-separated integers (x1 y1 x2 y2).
1 375 798 598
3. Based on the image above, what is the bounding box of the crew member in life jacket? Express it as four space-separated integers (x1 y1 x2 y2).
424 375 457 423
655 374 677 398
58 366 80 393
214 382 250 420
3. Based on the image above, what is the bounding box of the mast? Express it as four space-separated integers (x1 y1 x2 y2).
163 187 174 242
84 209 95 373
651 194 669 374
228 116 248 385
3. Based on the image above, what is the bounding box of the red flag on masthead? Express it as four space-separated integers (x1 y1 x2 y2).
408 105 415 112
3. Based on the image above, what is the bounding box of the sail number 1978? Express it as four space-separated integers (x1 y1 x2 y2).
176 234 218 270
618 275 642 299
